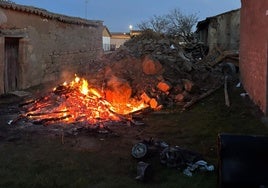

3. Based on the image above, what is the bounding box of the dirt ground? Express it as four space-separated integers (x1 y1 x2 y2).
0 80 268 188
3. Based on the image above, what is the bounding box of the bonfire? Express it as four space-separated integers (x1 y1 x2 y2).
18 75 148 126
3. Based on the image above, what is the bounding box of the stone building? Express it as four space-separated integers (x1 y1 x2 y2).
0 2 103 95
240 0 268 114
196 9 240 52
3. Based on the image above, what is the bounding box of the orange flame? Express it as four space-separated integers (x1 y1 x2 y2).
80 79 89 95
23 75 148 125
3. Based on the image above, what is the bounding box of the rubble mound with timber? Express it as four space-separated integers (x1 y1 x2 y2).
90 32 235 110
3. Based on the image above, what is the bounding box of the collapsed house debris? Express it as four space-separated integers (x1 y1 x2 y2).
135 161 152 181
88 31 237 112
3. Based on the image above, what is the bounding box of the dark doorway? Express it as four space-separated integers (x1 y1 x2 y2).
4 37 20 93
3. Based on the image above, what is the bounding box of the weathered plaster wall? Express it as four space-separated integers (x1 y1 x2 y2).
208 9 240 51
0 4 103 94
197 9 240 52
240 0 268 114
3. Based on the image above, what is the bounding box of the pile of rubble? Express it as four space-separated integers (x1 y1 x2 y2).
89 32 235 110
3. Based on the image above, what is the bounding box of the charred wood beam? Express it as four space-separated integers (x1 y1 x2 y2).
26 110 69 117
32 115 72 125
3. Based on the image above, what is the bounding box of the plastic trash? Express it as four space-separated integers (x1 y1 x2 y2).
7 120 13 125
236 82 241 88
240 93 248 97
183 168 193 177
182 160 214 177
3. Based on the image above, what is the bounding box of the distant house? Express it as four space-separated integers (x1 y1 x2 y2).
196 9 240 52
102 26 111 52
130 30 142 37
0 2 103 94
110 32 130 50
240 0 268 115
110 30 142 50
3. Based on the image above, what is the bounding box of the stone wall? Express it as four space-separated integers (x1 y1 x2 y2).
240 0 268 114
0 3 103 94
197 9 240 52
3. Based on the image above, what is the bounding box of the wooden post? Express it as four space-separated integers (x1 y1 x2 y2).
224 76 230 107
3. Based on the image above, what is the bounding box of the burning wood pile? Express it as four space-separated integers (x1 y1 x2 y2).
16 75 148 127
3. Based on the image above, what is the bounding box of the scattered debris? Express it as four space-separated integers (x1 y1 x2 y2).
131 139 214 178
236 82 241 88
159 145 206 171
240 93 248 97
201 45 239 67
9 90 32 98
135 161 152 181
183 160 214 177
132 142 149 159
182 84 223 110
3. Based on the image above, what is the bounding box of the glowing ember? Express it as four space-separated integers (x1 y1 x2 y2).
21 75 148 126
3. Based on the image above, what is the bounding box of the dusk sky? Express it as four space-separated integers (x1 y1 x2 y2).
11 0 241 32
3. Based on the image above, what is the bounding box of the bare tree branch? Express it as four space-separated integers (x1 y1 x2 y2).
137 15 169 34
167 8 198 42
137 8 198 42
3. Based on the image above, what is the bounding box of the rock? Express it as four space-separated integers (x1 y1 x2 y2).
157 81 171 93
142 55 163 75
156 75 164 81
173 84 184 94
182 79 195 92
182 91 190 101
174 93 184 102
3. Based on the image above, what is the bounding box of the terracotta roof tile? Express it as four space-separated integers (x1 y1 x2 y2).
0 1 103 27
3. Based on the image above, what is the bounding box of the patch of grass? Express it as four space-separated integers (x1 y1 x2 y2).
0 85 267 187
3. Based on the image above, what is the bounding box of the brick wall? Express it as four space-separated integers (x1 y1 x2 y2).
0 3 103 94
240 0 268 113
